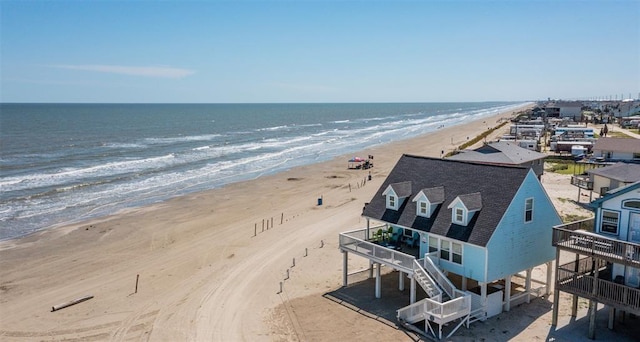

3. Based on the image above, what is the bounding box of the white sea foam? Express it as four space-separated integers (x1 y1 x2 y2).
0 102 532 240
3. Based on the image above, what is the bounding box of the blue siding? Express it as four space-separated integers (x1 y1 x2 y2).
441 243 486 282
485 170 562 281
420 236 487 283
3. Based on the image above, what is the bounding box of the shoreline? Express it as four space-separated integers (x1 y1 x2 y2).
0 104 531 341
0 103 530 246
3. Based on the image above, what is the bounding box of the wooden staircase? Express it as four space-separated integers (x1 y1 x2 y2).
397 256 471 340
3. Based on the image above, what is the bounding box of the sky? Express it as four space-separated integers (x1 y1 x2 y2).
1 0 638 103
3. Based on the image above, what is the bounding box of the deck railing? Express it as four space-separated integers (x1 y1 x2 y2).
339 227 416 273
559 256 608 275
553 219 640 268
397 295 471 326
556 268 640 315
412 259 443 300
424 253 466 299
571 175 594 190
397 297 430 324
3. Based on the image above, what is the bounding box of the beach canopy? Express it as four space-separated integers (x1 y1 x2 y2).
349 157 365 162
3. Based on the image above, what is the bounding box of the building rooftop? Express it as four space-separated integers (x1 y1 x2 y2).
362 155 530 247
447 141 546 165
593 137 640 154
588 162 640 183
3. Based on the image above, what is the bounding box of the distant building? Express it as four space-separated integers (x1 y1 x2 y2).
545 101 583 119
592 137 640 162
447 141 546 178
572 162 640 197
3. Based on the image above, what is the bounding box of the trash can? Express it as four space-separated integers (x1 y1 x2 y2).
317 197 323 206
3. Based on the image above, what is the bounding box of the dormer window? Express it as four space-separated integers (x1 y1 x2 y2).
383 181 412 210
454 208 464 223
413 186 444 218
419 201 428 215
447 192 482 226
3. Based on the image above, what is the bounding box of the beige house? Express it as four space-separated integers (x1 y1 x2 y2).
592 137 640 162
571 162 640 199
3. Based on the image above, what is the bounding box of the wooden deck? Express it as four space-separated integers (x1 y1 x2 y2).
553 219 640 315
553 219 640 268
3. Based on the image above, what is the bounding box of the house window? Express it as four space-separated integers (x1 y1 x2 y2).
419 201 428 215
440 240 450 260
388 195 396 208
428 236 438 253
601 210 619 234
623 200 640 210
454 208 464 224
525 198 534 222
452 242 462 264
403 228 413 238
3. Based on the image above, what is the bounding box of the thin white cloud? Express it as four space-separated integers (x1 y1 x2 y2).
52 64 195 78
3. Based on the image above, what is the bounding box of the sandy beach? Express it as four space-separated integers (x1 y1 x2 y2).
2 104 638 342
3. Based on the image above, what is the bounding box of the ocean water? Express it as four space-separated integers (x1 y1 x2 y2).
0 102 528 240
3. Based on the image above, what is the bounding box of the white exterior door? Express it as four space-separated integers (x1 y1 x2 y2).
630 212 640 243
626 213 640 287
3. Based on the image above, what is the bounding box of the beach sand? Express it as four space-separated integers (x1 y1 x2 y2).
2 104 637 342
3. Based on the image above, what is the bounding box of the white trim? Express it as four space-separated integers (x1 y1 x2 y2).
599 209 620 235
454 207 465 224
524 197 534 223
430 235 464 266
417 200 429 217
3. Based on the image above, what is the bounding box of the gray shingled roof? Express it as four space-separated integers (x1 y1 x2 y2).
388 181 412 198
593 137 640 154
362 154 530 247
457 192 483 211
447 141 546 165
588 162 640 183
418 186 445 204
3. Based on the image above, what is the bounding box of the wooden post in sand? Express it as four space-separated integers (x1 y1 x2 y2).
304 248 308 257
254 224 257 237
135 274 139 294
281 213 283 224
271 217 273 228
292 258 296 268
262 219 265 232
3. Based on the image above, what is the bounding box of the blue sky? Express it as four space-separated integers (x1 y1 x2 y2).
1 0 638 103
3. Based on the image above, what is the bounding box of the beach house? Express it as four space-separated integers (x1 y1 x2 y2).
571 162 640 198
592 137 640 162
446 141 546 179
339 155 562 339
551 181 640 339
544 101 584 119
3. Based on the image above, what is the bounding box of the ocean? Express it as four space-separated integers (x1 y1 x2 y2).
0 102 528 240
